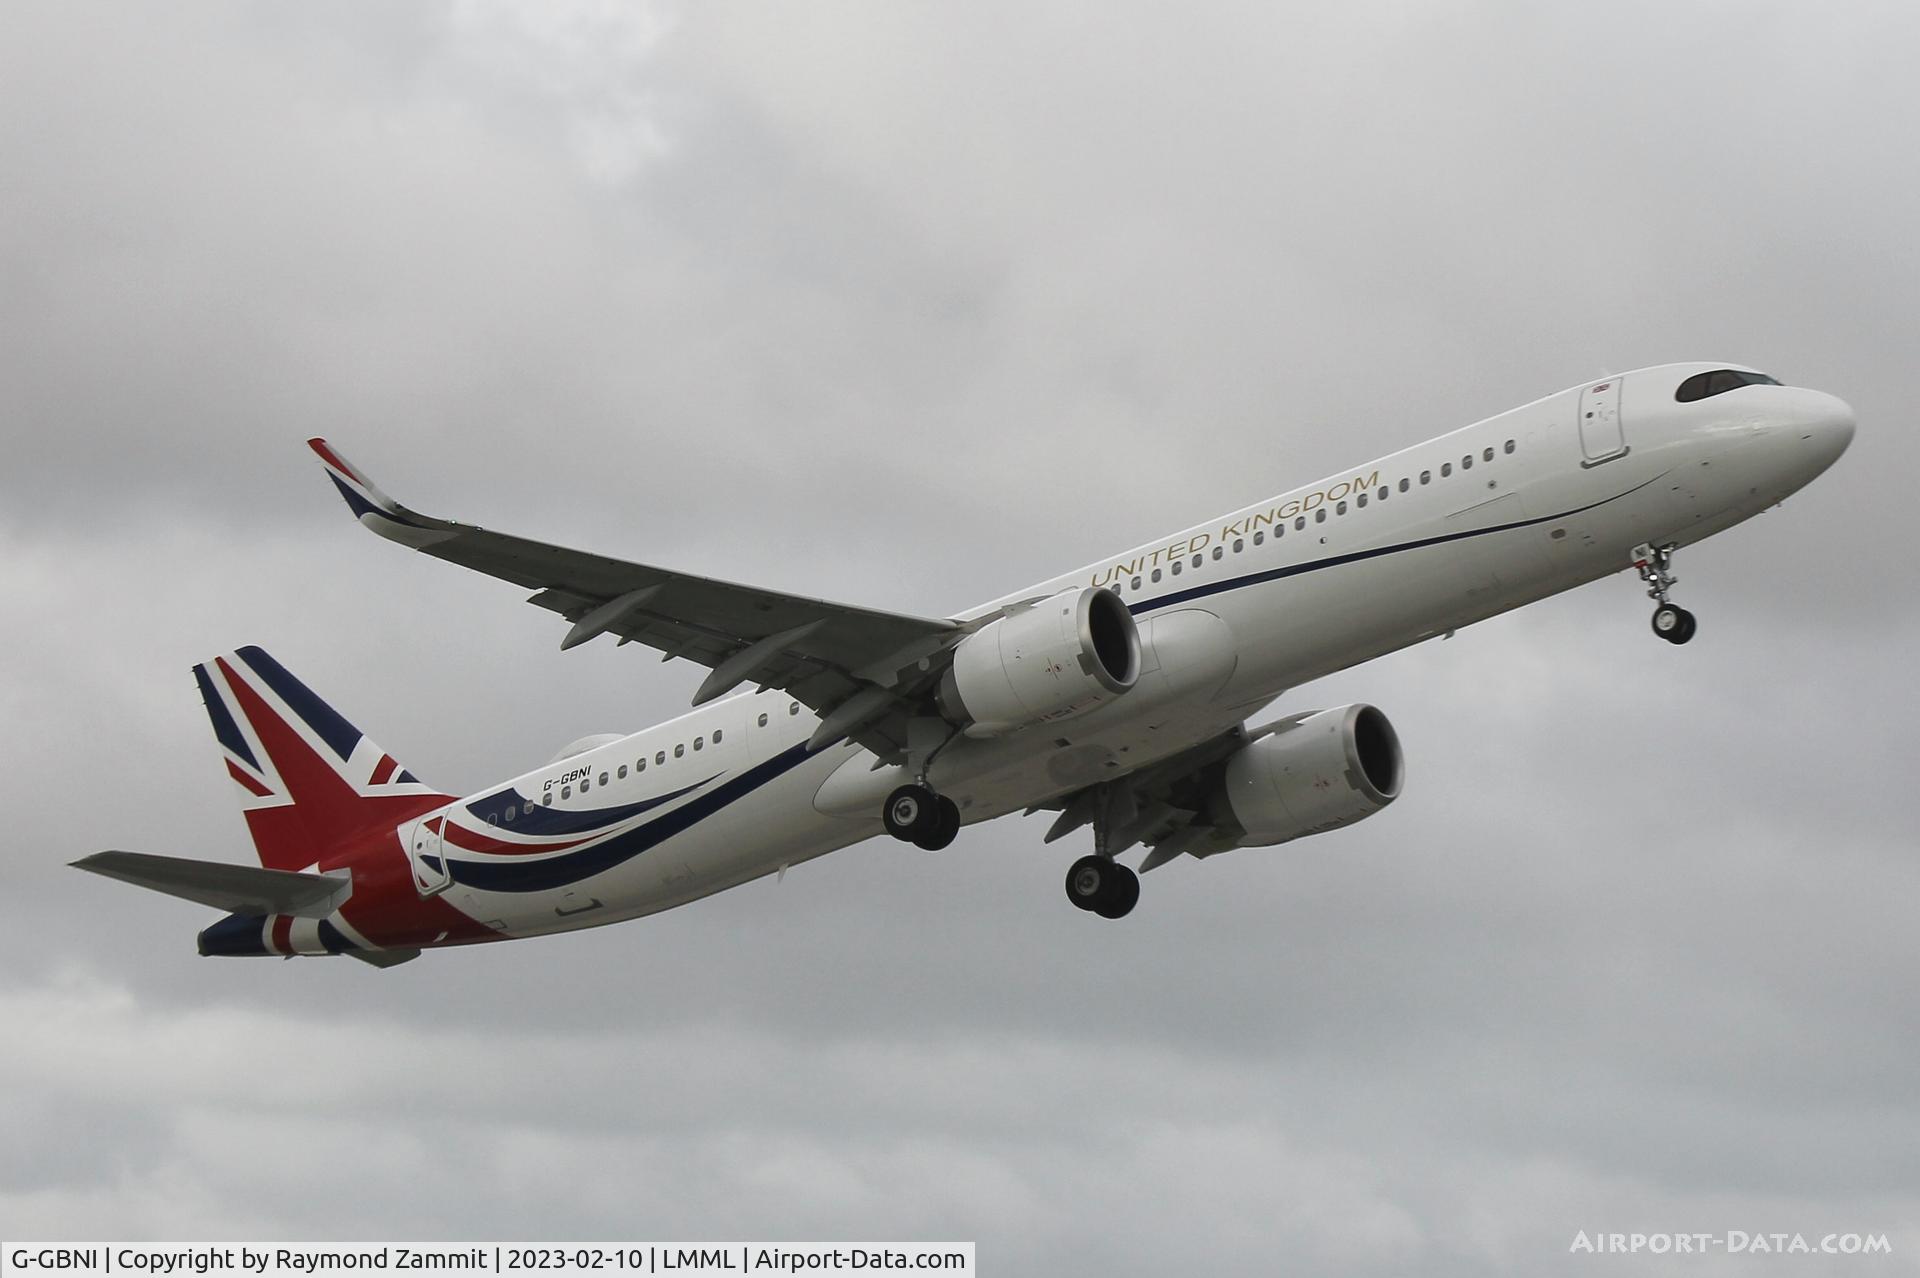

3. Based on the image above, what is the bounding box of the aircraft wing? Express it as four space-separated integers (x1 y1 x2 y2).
308 440 960 760
73 850 353 918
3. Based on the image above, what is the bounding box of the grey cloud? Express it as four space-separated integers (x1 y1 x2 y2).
4 0 1918 1273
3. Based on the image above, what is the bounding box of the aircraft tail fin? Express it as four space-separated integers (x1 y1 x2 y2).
191 647 450 871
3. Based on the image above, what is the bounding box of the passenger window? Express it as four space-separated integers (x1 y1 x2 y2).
1376 487 1387 501
524 802 535 816
1274 523 1284 538
617 765 627 779
561 786 572 799
1399 477 1410 492
674 743 685 758
1504 439 1516 454
758 713 768 727
598 772 608 786
1461 455 1472 470
789 702 799 716
1357 492 1368 507
1171 561 1183 575
655 751 665 765
1315 508 1327 523
542 793 553 807
1151 568 1162 582
1336 500 1348 515
1232 539 1243 553
1441 463 1452 477
1131 577 1142 589
1294 516 1306 530
579 778 590 792
1421 470 1431 484
487 814 497 826
637 758 646 772
504 807 514 823
713 729 723 744
1483 447 1494 462
1211 547 1223 561
693 737 704 751
1252 532 1264 546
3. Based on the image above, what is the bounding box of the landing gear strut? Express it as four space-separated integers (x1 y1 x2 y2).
1634 543 1697 645
883 783 960 851
1064 854 1139 919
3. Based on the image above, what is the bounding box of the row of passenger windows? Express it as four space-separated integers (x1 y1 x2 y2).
1108 438 1517 592
513 700 808 811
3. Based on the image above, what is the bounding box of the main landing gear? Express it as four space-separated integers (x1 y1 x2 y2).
1065 854 1139 919
1634 543 1697 645
883 782 961 851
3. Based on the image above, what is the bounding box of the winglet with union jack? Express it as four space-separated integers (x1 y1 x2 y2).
307 438 454 550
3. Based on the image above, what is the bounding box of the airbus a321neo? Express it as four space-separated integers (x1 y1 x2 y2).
75 364 1854 965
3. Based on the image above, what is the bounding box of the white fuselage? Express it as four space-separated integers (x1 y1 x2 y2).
408 363 1854 939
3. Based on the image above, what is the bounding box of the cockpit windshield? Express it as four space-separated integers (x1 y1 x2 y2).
1675 369 1782 402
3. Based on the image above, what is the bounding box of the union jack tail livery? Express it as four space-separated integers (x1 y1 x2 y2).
192 647 447 872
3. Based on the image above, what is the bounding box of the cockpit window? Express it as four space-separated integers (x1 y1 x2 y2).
1675 369 1782 402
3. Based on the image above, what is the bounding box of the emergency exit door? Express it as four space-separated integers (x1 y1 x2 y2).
1579 378 1626 464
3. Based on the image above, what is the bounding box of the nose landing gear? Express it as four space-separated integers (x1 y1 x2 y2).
1634 543 1697 645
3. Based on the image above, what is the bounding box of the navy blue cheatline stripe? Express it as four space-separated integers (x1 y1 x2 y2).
449 741 831 894
193 662 259 769
464 775 717 834
316 919 354 954
1128 474 1666 616
234 646 364 762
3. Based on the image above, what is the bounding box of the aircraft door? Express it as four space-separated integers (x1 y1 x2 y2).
1578 378 1626 464
406 811 452 897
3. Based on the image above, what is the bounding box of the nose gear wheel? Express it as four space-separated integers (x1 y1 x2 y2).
1634 543 1697 645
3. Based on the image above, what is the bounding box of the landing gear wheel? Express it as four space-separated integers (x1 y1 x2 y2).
913 796 961 851
1064 854 1139 919
1097 863 1140 919
883 784 939 843
1652 604 1697 645
1636 544 1695 645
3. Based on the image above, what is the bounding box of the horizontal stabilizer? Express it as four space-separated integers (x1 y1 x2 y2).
73 851 351 919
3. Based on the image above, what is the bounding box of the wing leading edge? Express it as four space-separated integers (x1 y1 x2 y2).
307 439 959 760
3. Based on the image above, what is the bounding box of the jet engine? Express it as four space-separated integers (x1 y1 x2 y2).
1212 704 1403 847
937 587 1140 737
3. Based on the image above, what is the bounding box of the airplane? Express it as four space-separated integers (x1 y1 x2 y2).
74 362 1854 966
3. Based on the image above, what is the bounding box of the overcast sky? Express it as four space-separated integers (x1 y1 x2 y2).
4 1 1918 1273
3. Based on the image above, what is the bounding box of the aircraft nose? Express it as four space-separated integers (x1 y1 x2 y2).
1792 388 1856 466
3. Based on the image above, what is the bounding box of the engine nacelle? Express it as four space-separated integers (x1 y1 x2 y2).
1213 704 1403 847
938 588 1140 737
